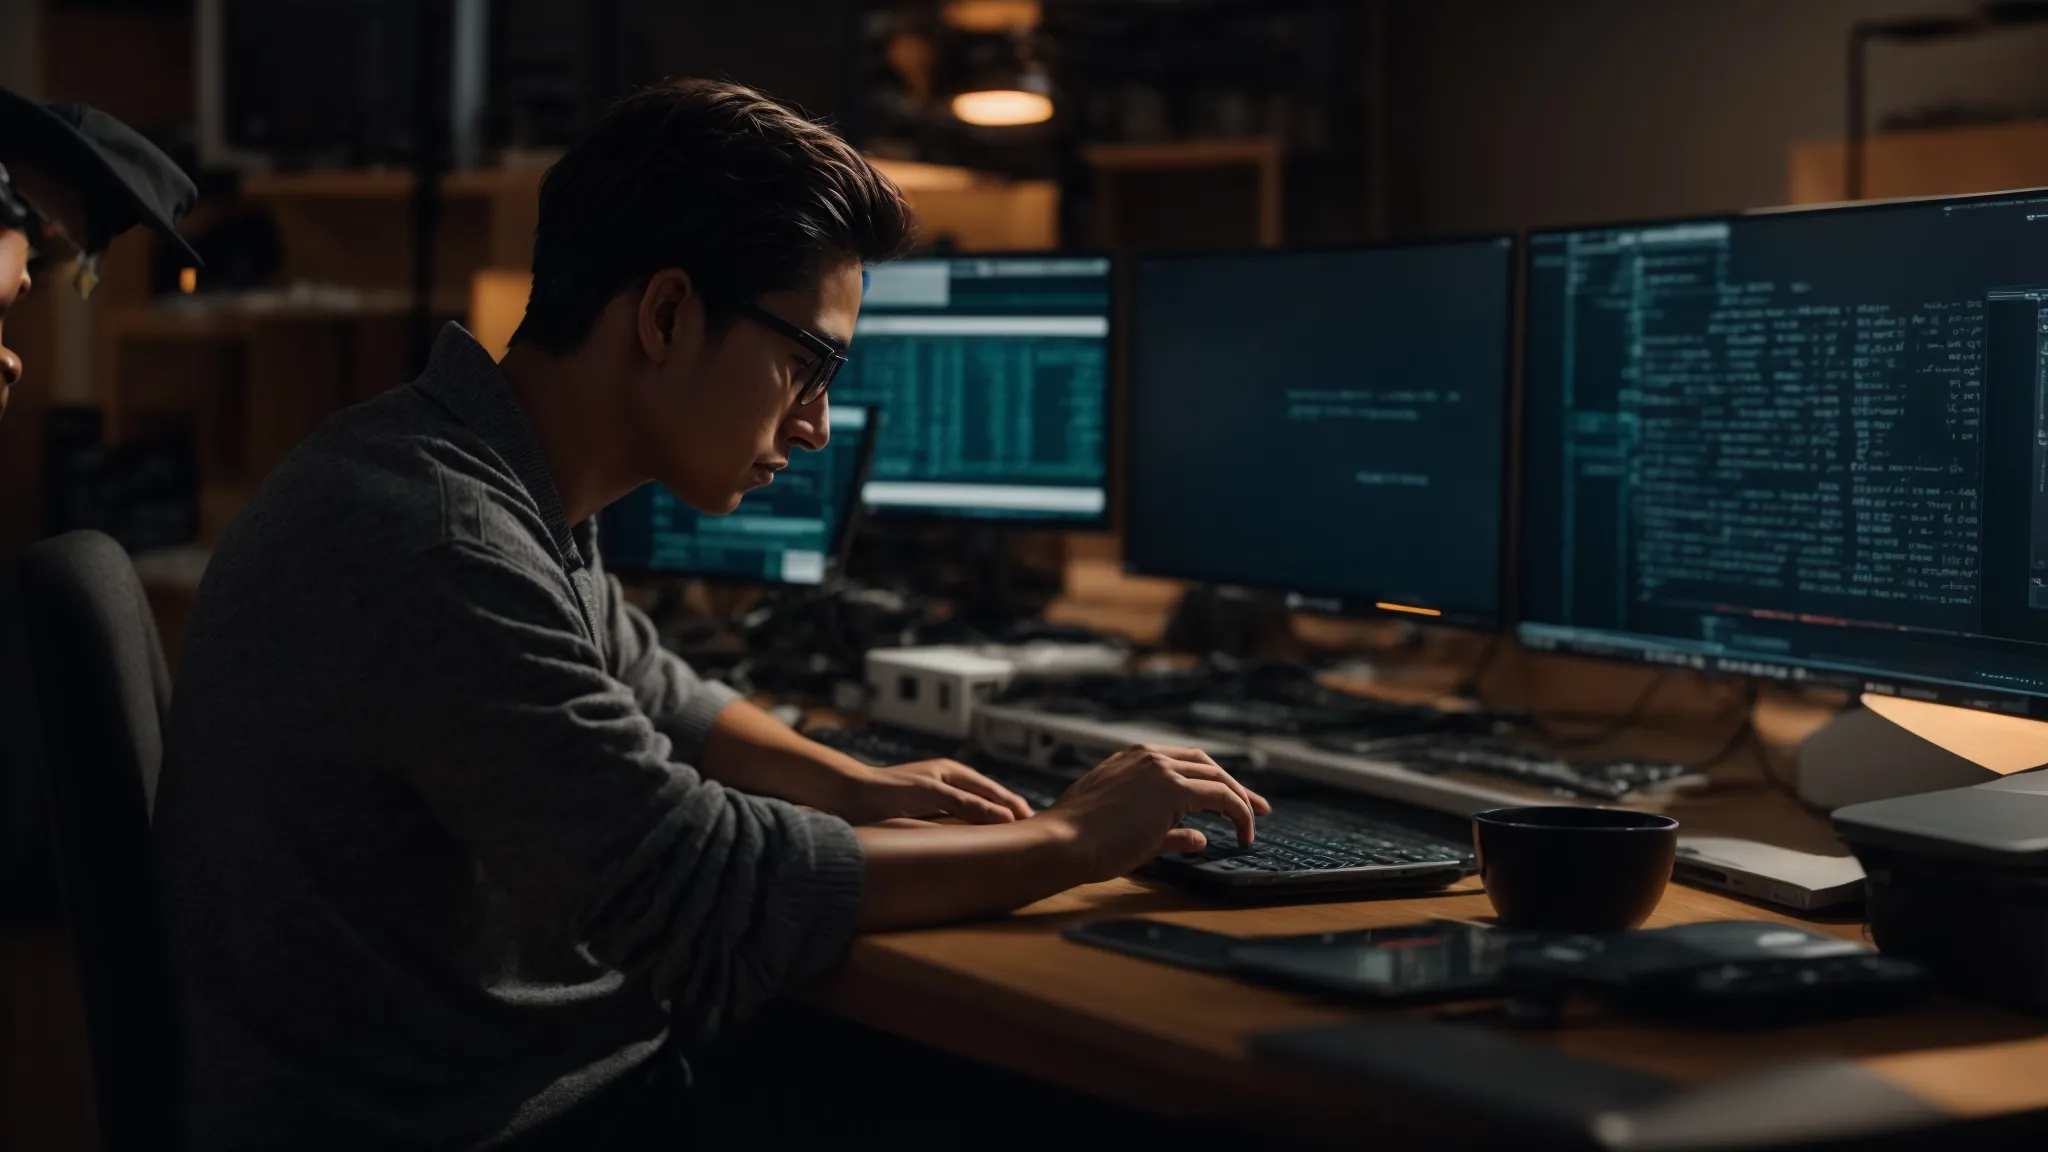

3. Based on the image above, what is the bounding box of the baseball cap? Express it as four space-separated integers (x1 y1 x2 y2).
0 87 202 267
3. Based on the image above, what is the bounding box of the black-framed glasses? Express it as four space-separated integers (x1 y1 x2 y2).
0 162 97 297
736 300 848 406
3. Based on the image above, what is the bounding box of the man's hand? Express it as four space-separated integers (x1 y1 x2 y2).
851 746 1269 930
701 703 1035 825
839 759 1035 826
1039 744 1271 883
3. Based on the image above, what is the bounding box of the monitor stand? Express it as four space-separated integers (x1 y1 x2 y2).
1796 694 2048 810
951 526 1060 634
839 521 1054 637
1162 584 1303 661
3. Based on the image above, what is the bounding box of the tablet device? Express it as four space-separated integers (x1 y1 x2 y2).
1230 920 1529 1003
1063 918 1497 998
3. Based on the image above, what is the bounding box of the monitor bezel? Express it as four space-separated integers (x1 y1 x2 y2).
600 402 882 590
854 249 1119 531
1514 185 2048 719
1120 233 1522 634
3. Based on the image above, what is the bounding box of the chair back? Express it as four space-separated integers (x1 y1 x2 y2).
17 530 179 1149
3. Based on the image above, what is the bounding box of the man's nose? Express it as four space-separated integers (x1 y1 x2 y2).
792 394 830 451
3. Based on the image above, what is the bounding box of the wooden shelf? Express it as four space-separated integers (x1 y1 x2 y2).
242 159 1057 254
1083 137 1283 248
868 157 1059 251
869 158 999 191
237 169 543 292
240 168 546 200
1081 137 1283 170
1788 122 2048 204
103 294 469 340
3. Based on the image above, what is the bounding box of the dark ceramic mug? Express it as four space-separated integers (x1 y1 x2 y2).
1472 806 1679 932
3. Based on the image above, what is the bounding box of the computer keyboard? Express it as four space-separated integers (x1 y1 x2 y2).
803 724 1473 901
1174 802 1472 871
981 760 1473 899
805 721 1266 781
1305 733 1693 802
995 661 1523 739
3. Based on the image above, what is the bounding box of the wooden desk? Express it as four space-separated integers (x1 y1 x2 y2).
814 781 2048 1149
756 580 2048 1144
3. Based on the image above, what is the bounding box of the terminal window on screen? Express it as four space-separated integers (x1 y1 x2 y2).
837 256 1112 521
1519 195 2048 707
1126 240 1515 623
599 406 870 586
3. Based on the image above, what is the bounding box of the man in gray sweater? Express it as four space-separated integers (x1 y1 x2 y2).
155 78 1265 1149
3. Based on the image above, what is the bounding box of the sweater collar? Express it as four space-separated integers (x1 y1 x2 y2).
412 323 586 572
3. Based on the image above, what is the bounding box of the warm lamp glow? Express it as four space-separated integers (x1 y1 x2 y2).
178 266 198 294
470 268 533 362
866 157 982 191
951 89 1053 127
942 0 1041 33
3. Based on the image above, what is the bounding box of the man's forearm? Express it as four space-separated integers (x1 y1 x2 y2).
855 817 1091 930
697 699 863 811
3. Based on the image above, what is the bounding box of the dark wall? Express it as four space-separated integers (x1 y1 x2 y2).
611 0 861 123
490 0 862 149
1384 0 2048 237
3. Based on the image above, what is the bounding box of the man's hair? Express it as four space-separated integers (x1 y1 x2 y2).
509 78 917 353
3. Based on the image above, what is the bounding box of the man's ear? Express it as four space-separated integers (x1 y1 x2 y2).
637 268 698 361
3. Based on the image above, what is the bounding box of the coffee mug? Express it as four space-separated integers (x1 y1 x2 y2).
1472 806 1679 933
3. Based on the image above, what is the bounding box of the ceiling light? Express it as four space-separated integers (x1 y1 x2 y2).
951 88 1053 127
947 35 1055 129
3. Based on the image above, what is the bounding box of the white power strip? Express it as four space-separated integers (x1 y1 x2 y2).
865 643 1127 738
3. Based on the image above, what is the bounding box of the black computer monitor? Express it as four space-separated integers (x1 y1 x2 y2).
1520 189 2048 718
1123 238 1519 630
835 253 1113 526
599 404 878 587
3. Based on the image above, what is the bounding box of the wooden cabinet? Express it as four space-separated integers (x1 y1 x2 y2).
239 169 545 290
1084 138 1284 250
95 169 532 544
870 158 1060 252
97 300 456 543
1788 122 2048 205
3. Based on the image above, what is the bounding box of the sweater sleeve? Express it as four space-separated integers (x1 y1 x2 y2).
593 566 741 765
364 541 864 1039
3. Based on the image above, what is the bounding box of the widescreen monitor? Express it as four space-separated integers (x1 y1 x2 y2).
1521 190 2048 717
1124 238 1518 630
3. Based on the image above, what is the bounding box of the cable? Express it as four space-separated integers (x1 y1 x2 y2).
1744 723 1834 816
1688 681 1763 771
1683 685 1839 817
1451 634 1505 700
1527 671 1676 749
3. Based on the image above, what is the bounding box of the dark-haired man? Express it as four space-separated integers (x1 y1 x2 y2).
156 79 1265 1148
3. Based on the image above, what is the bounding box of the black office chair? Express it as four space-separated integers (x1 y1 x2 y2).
16 530 180 1149
0 554 62 927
